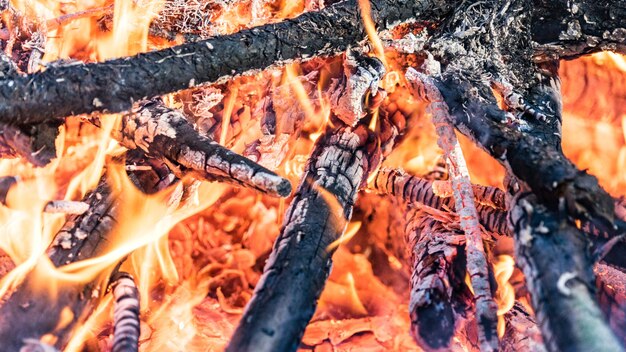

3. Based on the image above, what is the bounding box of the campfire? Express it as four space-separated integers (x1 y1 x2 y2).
0 0 624 351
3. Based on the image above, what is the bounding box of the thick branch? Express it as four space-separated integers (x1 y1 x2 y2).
108 100 291 197
405 211 473 351
532 0 626 61
510 194 622 352
0 0 453 126
227 125 373 352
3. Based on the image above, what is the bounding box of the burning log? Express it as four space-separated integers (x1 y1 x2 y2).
510 195 623 351
0 176 89 215
0 0 453 127
0 155 178 350
404 210 473 350
0 176 116 351
109 272 140 352
99 99 291 197
408 67 499 350
227 124 376 351
228 50 385 351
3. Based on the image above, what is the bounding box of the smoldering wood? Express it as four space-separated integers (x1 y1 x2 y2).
370 168 626 269
0 0 455 126
500 302 546 352
595 263 626 344
0 176 116 351
371 167 506 210
510 194 623 352
106 100 291 197
532 1 626 61
404 210 473 351
110 272 140 352
227 125 374 352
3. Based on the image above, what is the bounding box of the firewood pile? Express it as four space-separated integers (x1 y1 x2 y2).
0 0 624 351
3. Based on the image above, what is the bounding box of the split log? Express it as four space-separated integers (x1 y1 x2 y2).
0 176 116 351
510 194 623 351
101 99 291 197
109 272 140 352
0 0 455 126
404 210 473 351
227 124 376 352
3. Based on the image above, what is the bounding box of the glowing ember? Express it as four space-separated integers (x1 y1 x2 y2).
0 1 623 352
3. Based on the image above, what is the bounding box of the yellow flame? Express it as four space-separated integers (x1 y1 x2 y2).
358 0 388 69
493 254 515 338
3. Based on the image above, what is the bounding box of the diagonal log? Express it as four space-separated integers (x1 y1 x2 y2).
0 176 116 351
97 99 292 197
510 194 623 351
0 0 454 126
227 124 375 352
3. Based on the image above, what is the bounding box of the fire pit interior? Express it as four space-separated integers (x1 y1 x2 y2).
0 0 624 351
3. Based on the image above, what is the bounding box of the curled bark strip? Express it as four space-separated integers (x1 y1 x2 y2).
510 194 622 352
227 125 373 352
110 100 291 197
110 272 140 352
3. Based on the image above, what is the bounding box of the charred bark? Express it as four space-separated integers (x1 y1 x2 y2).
0 176 116 351
104 100 291 197
532 0 626 61
109 272 140 352
0 0 455 126
405 211 473 351
226 124 375 352
510 194 623 351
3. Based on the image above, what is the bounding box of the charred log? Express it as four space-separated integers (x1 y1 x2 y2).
102 99 291 197
510 194 623 351
0 176 116 351
532 1 626 61
405 210 473 351
0 0 454 126
227 124 375 352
